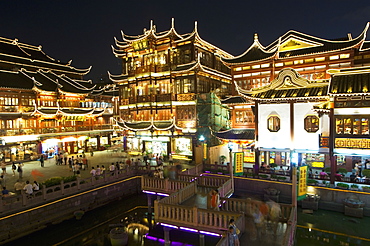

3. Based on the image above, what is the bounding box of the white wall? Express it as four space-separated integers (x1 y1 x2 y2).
257 102 326 151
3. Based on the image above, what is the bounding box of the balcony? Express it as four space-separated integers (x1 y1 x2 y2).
177 93 196 101
156 93 174 102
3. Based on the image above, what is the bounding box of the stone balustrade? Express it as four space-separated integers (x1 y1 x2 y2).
0 168 134 214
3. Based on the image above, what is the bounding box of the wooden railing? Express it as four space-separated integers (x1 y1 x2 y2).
154 200 244 234
160 182 197 205
281 206 297 246
141 176 191 194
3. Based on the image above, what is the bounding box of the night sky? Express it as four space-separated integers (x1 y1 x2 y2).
1 0 370 82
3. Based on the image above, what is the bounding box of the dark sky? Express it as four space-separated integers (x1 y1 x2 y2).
1 0 370 81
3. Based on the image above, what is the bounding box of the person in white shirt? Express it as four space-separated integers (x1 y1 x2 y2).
109 163 115 172
96 165 101 176
23 181 33 196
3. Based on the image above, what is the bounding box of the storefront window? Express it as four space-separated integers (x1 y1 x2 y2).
304 115 319 133
268 115 280 132
336 115 370 136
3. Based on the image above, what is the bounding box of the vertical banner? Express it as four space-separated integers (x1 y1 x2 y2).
233 152 244 176
203 143 207 160
298 165 308 201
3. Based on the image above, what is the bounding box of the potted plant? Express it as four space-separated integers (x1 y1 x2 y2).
308 179 318 186
259 174 269 179
318 180 328 187
270 174 278 181
336 183 349 190
351 184 359 191
362 186 370 192
219 155 227 165
277 176 287 182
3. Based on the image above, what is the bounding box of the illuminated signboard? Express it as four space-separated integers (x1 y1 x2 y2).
233 152 244 176
298 165 308 201
335 138 370 149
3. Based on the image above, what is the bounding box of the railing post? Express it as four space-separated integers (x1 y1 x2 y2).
22 190 27 206
42 185 47 200
61 180 64 195
193 206 198 226
165 178 169 192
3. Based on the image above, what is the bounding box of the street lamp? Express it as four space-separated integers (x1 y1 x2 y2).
228 141 234 191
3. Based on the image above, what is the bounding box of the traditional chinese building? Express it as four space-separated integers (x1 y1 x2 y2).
0 37 116 162
324 66 370 179
220 23 370 172
236 68 330 173
223 23 370 92
109 20 232 162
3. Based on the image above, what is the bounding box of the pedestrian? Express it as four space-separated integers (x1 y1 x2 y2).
68 158 73 171
17 163 23 179
96 165 101 176
267 200 281 235
33 181 39 191
73 163 79 176
64 152 68 165
115 162 120 171
228 219 240 245
2 187 9 197
40 154 44 167
23 180 33 197
253 206 265 239
11 162 16 176
1 161 6 175
210 189 220 211
110 163 115 172
227 226 236 246
0 175 4 188
90 167 96 177
14 180 23 195
101 165 105 175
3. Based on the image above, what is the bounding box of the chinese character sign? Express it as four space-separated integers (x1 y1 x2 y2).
233 152 244 176
298 165 308 201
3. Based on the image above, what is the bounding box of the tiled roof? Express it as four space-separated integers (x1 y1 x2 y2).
0 70 34 89
213 128 255 140
330 72 370 94
221 96 249 104
249 85 329 99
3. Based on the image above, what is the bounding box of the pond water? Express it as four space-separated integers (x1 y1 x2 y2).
6 194 370 246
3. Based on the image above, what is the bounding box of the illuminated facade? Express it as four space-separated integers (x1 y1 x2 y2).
0 37 116 162
110 20 232 161
223 23 370 173
223 23 370 92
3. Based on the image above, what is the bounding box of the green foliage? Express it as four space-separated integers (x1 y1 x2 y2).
277 176 287 181
362 169 370 177
337 168 348 175
308 179 318 184
270 163 278 168
259 174 268 179
351 184 359 189
42 176 77 188
324 167 331 173
336 183 349 189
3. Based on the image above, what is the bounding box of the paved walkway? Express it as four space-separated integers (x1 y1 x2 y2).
1 150 128 193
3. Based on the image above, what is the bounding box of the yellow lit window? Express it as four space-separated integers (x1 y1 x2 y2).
315 57 325 62
242 66 250 70
261 63 270 68
275 63 284 67
354 55 363 60
285 61 293 66
364 54 370 59
294 60 304 65
330 55 339 60
339 54 350 59
252 65 261 69
304 59 314 63
234 67 242 71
